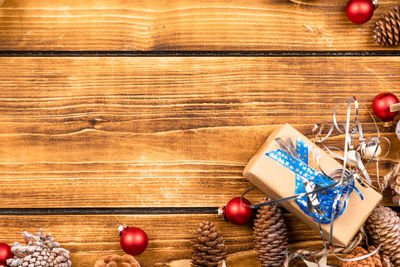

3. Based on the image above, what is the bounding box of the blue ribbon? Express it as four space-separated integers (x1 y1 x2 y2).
266 137 361 224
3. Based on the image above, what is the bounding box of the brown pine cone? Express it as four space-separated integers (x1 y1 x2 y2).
253 198 288 267
373 5 400 46
390 175 400 205
94 254 141 267
366 206 400 265
381 254 393 267
191 221 227 267
341 246 393 267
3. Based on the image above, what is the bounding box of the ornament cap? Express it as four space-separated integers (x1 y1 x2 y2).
217 207 226 218
383 121 394 128
117 225 125 233
390 103 400 112
117 221 128 236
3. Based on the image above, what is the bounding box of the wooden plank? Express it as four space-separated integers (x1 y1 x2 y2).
0 57 399 208
1 0 400 51
0 214 340 267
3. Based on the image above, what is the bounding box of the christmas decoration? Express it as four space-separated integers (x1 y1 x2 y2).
360 142 382 159
366 206 400 265
372 92 399 123
397 120 400 140
346 150 361 167
385 163 400 205
218 197 253 225
94 254 141 267
373 5 400 46
303 254 334 267
0 243 13 265
6 229 71 267
253 197 288 267
118 224 148 256
191 221 227 267
346 0 376 24
341 246 393 266
289 228 364 265
243 123 382 247
382 256 394 267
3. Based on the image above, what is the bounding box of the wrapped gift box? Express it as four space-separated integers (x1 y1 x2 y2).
243 124 382 246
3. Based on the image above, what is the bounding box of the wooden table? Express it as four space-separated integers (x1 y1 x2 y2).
1 0 400 266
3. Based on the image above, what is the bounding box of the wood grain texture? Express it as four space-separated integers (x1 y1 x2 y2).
1 0 400 51
0 56 399 208
0 214 341 267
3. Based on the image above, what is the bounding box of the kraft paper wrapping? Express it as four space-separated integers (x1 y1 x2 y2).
243 124 382 246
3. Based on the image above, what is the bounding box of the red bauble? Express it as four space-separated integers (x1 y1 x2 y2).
346 0 375 24
0 243 13 265
119 226 148 256
372 92 399 122
220 197 253 225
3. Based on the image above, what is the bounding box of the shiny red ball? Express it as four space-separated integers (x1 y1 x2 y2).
372 92 399 122
120 227 148 256
0 243 13 265
223 197 253 225
346 0 375 24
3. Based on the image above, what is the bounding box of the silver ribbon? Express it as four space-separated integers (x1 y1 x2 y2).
243 96 388 264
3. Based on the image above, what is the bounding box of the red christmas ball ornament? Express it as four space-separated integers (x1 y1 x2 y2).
219 197 253 225
346 0 376 24
118 224 148 256
372 92 399 122
0 242 13 265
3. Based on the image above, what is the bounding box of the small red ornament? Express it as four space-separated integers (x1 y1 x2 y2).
219 197 253 225
0 242 13 265
372 92 399 122
118 223 148 256
346 0 376 24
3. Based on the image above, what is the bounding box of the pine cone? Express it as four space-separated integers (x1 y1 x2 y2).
373 5 400 46
253 198 288 267
381 254 393 267
94 254 141 267
341 246 393 267
191 221 227 267
6 229 72 267
366 206 400 265
390 175 400 205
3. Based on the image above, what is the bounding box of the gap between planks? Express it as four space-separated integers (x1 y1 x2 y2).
2 206 400 216
1 51 400 57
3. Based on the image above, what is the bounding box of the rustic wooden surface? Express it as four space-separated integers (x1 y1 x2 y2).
0 56 399 266
0 57 399 209
0 0 400 51
0 214 344 267
1 1 400 266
